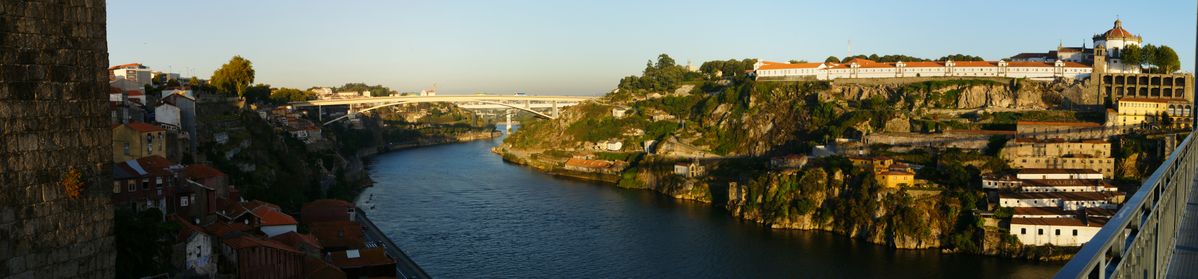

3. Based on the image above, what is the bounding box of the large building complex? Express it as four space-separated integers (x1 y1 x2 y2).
753 19 1156 82
1000 138 1115 177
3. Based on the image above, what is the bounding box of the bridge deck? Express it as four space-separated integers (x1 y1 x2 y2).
1167 175 1198 278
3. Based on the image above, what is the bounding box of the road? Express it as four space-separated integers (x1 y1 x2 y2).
356 209 431 279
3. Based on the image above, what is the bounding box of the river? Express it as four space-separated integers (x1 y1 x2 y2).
357 132 1062 278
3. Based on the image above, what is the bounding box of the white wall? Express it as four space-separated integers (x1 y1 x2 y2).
185 233 215 275
155 104 181 127
1010 222 1101 246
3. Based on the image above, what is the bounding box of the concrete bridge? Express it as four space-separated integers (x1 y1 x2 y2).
288 95 598 126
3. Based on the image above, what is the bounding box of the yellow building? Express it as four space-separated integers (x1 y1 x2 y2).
878 170 916 189
112 122 167 162
850 156 894 172
1000 138 1114 177
1115 97 1191 128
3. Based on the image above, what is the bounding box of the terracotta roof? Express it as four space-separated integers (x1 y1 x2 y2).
902 61 944 68
183 164 225 180
952 61 995 67
1000 191 1115 201
119 122 166 133
119 155 175 177
309 221 366 249
329 248 395 269
1101 19 1137 39
109 63 145 70
174 216 209 241
1011 217 1106 227
302 199 356 224
223 235 302 253
126 90 144 96
1085 207 1117 217
880 170 914 176
206 221 254 238
757 62 824 70
109 86 123 94
564 158 614 169
1006 61 1054 67
304 258 346 279
1018 168 1101 175
1062 62 1091 68
253 206 298 226
1013 207 1075 216
1016 121 1103 128
1119 97 1178 103
270 231 322 250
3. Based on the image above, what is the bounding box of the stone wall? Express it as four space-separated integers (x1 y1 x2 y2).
0 1 115 278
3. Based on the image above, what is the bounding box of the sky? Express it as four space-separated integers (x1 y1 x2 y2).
108 0 1197 96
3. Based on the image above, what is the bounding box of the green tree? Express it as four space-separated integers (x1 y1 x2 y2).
1154 45 1181 73
936 54 984 61
789 59 808 64
1141 44 1159 72
270 87 313 104
1121 44 1142 68
243 83 271 104
115 208 178 278
210 55 255 97
824 56 840 63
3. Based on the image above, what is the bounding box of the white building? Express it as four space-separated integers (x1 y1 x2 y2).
753 58 1091 81
1092 19 1142 73
162 89 194 99
1015 168 1104 180
177 221 216 276
110 63 153 87
1010 217 1105 246
612 107 629 118
155 102 181 128
999 192 1119 210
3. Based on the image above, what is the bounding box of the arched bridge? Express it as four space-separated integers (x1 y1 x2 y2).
288 95 598 126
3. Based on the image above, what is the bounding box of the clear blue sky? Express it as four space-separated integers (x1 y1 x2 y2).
108 0 1196 95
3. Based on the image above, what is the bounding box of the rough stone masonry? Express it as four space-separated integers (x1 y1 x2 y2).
0 0 116 278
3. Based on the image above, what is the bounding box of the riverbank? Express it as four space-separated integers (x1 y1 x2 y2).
491 146 1075 262
360 134 1063 278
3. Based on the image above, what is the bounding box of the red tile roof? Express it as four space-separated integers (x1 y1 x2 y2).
757 62 824 70
304 258 346 279
302 199 356 224
329 248 395 269
1101 19 1137 39
126 90 144 96
309 221 366 249
183 164 226 180
253 206 298 226
223 235 302 253
109 63 145 70
206 221 254 238
270 231 322 250
109 86 123 94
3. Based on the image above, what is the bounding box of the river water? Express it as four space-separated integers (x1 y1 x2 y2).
358 133 1062 278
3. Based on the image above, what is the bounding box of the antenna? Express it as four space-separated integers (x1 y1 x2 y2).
847 40 853 58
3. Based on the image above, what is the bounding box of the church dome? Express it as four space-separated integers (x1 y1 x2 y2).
1101 19 1139 40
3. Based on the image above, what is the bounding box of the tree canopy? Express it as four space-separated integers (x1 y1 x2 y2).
618 54 704 92
698 58 757 78
210 55 255 97
1123 44 1182 73
824 56 841 63
270 87 313 104
936 54 985 62
335 83 394 97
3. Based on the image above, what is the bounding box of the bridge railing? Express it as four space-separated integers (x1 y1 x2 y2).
1056 130 1197 279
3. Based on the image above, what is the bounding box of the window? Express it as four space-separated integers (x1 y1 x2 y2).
141 179 149 190
1021 228 1026 235
180 196 189 207
123 143 130 155
1055 229 1060 236
1038 229 1044 235
156 177 163 188
113 181 121 194
1073 230 1078 236
127 182 136 192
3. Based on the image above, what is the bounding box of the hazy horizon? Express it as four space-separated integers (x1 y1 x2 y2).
108 0 1196 95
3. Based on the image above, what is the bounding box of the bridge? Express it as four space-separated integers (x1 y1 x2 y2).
288 95 598 126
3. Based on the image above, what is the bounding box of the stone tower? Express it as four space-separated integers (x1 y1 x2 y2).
1093 44 1107 75
0 1 116 278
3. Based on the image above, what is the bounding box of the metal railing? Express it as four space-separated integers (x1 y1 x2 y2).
1056 131 1197 279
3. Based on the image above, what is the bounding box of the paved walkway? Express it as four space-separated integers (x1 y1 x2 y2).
1166 176 1198 278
